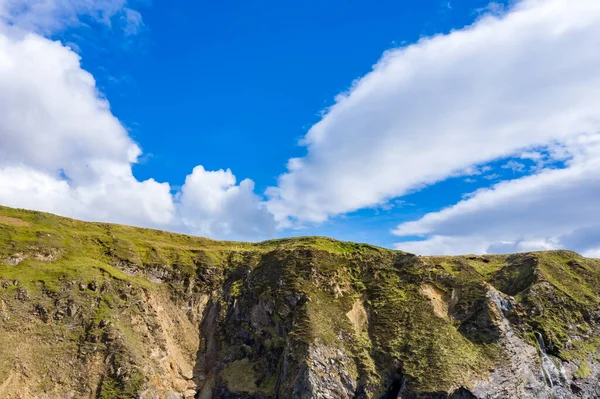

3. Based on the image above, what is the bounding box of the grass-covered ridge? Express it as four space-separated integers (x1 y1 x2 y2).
0 206 385 290
1 205 600 398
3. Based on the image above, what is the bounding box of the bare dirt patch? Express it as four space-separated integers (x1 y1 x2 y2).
346 299 368 334
421 284 450 319
0 216 31 227
0 371 15 396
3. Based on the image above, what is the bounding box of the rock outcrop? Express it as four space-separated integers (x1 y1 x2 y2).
1 206 600 398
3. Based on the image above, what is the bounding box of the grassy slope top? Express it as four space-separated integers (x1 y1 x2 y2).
0 205 380 291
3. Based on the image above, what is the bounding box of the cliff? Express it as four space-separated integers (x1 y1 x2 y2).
1 206 599 399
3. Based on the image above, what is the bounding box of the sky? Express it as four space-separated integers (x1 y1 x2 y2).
1 0 600 256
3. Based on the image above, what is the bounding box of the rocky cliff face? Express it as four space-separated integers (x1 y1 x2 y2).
1 206 600 399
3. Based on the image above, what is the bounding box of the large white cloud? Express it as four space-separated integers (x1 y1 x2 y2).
0 1 275 239
0 31 174 228
0 33 139 183
266 0 600 227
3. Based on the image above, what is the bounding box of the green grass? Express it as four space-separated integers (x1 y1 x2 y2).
258 236 385 255
425 255 508 281
575 359 593 379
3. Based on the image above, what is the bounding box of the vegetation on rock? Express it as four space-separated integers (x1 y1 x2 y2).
1 205 600 398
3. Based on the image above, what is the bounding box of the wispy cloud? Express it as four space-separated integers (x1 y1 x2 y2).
394 135 600 255
122 7 143 36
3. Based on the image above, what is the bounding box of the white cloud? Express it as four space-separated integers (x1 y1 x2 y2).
583 248 600 259
266 0 600 228
178 166 276 239
398 236 488 256
0 31 175 228
520 151 543 161
483 174 501 180
393 136 600 255
0 1 275 239
501 160 525 173
0 166 175 227
0 0 132 34
0 33 138 182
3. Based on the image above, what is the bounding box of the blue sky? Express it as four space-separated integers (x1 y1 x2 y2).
65 0 509 246
1 0 600 256
72 0 503 189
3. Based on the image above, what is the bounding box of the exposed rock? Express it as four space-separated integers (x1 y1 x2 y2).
167 391 183 399
5 253 25 266
299 344 358 399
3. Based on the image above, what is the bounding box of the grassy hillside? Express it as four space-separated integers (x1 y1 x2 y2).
1 205 600 398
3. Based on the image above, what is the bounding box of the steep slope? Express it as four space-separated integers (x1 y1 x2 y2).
1 206 600 399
